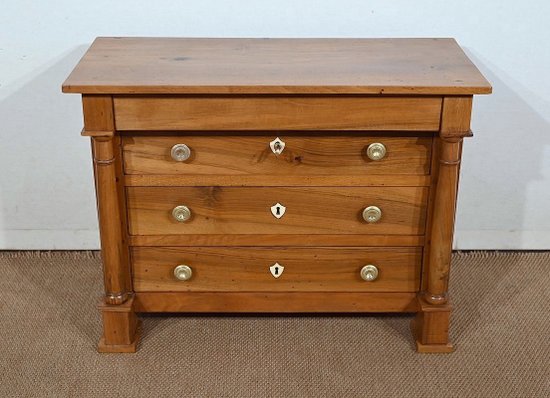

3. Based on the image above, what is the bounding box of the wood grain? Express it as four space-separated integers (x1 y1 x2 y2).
62 38 491 95
439 96 473 138
420 136 440 291
424 97 471 305
124 175 432 187
122 135 433 175
415 96 473 352
132 247 421 293
84 95 132 304
64 38 491 353
113 96 442 131
128 234 424 247
134 292 418 313
411 296 454 353
82 95 114 133
127 186 429 236
97 296 140 353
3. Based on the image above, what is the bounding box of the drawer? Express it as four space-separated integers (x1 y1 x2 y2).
122 135 433 175
113 96 442 131
127 186 428 236
131 247 422 292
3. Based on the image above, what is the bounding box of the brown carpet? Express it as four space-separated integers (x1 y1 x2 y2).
0 251 548 397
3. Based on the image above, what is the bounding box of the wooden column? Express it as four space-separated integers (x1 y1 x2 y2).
90 134 132 304
82 96 139 352
413 96 473 353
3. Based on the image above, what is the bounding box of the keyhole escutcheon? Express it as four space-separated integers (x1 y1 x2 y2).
270 202 286 219
270 262 285 278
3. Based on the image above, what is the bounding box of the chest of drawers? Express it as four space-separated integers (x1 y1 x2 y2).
63 37 491 353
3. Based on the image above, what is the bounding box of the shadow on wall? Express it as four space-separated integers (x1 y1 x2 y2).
0 45 100 249
456 49 550 249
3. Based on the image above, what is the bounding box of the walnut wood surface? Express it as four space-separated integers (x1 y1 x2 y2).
416 96 473 352
134 292 418 313
114 96 442 131
128 234 424 247
411 296 454 353
124 175 432 187
127 186 428 236
122 135 433 175
62 38 491 95
424 97 471 305
64 37 491 353
84 95 132 304
132 247 421 293
98 296 140 353
420 137 440 290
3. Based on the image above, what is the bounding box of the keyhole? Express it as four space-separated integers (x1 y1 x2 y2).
274 266 279 275
276 206 281 215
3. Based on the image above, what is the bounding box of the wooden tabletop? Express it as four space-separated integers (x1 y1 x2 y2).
62 37 491 95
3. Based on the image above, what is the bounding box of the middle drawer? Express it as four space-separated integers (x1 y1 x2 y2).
127 186 428 235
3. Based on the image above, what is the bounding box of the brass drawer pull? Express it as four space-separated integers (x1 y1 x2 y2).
174 265 193 281
170 143 191 161
172 205 191 222
366 142 386 160
362 206 382 223
360 264 379 281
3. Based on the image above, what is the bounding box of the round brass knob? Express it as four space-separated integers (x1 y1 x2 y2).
366 143 386 161
174 265 193 281
360 264 379 281
362 206 382 223
171 143 191 162
172 205 191 222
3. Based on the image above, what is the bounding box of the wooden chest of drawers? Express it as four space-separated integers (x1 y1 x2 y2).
63 38 491 353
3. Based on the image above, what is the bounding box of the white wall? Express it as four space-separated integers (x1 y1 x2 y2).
1 0 549 249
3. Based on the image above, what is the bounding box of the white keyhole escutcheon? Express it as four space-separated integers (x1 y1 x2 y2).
269 137 285 155
270 203 286 219
270 262 285 278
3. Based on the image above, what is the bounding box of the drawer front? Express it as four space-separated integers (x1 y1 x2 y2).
127 186 428 236
132 247 421 292
114 96 442 131
122 135 433 176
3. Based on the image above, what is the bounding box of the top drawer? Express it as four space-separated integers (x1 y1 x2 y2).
122 134 433 176
113 96 442 131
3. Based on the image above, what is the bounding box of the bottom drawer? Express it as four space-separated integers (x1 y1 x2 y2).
131 247 421 293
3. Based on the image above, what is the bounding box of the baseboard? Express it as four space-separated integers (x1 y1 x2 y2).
0 229 100 250
454 230 550 250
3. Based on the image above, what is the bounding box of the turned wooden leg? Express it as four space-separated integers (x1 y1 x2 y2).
98 296 141 353
413 97 472 353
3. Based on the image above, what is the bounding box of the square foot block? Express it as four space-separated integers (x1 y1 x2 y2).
410 317 454 353
98 320 142 353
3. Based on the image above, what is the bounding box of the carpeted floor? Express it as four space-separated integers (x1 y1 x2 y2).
0 251 548 397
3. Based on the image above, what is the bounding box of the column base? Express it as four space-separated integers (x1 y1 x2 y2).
411 318 454 353
411 295 454 353
97 295 141 353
